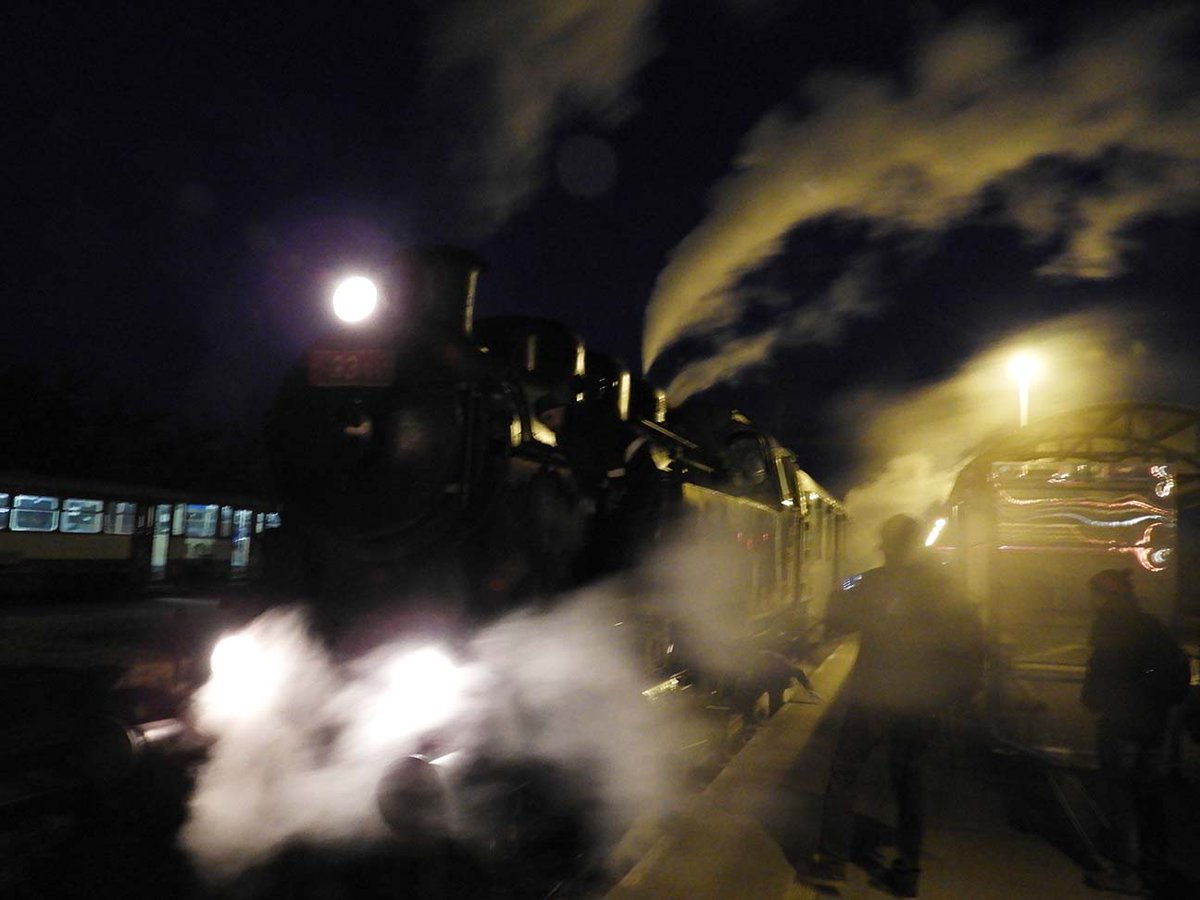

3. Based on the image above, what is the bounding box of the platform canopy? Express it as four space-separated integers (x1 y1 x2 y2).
952 402 1200 492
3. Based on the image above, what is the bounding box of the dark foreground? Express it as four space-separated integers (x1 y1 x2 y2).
4 602 1199 900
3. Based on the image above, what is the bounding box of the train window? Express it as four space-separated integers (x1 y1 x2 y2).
172 504 186 536
264 512 281 529
61 498 105 534
0 493 8 530
11 495 60 532
154 504 172 535
255 513 265 534
220 506 233 538
104 501 137 535
185 504 219 538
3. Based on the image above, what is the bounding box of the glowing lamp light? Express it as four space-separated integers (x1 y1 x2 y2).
205 632 282 722
210 632 261 680
1006 351 1043 427
365 645 468 748
332 276 379 323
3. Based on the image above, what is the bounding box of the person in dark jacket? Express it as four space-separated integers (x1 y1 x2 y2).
1081 568 1188 896
809 514 984 898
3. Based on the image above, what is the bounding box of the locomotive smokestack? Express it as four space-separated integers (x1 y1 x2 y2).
394 245 486 336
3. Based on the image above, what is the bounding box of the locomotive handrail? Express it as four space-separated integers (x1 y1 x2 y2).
636 418 700 451
633 418 718 475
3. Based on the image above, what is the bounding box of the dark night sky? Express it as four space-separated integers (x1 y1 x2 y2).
6 0 1200 493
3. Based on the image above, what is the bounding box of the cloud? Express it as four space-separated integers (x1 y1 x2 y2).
642 6 1200 389
429 0 659 227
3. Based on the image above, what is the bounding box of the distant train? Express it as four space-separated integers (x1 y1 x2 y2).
262 245 847 666
0 472 279 599
929 402 1200 760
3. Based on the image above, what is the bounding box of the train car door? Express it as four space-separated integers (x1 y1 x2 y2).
151 503 172 579
231 508 253 573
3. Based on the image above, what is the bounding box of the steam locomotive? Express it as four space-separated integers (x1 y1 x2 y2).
260 245 846 660
3 247 850 898
186 246 849 891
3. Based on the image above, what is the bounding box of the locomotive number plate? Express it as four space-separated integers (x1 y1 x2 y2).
308 348 395 386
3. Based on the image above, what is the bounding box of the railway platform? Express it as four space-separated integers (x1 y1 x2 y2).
607 636 1200 900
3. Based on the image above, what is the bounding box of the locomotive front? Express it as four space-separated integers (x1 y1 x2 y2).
264 246 516 624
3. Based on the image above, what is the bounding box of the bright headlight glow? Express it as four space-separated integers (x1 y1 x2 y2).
365 645 468 748
210 633 262 681
332 276 379 323
206 632 282 721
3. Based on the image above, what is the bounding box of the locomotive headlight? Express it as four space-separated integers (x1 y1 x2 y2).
204 632 283 722
365 645 470 748
210 633 266 682
332 275 380 323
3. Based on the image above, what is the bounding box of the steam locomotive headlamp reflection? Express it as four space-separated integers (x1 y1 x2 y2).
332 275 380 323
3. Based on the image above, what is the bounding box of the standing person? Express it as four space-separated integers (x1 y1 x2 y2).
808 514 984 898
1081 568 1189 896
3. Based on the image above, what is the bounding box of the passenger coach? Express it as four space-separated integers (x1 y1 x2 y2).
0 473 279 599
930 402 1199 759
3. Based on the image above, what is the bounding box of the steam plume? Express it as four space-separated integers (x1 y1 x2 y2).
181 592 689 881
429 0 660 227
643 7 1200 396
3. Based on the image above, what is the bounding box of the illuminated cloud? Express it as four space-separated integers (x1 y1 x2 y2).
643 7 1200 392
429 0 659 226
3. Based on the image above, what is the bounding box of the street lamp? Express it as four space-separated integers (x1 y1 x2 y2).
1006 351 1042 427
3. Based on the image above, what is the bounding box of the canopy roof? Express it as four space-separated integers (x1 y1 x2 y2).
952 402 1200 494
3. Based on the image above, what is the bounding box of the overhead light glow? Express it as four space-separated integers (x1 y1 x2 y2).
332 276 379 323
1006 351 1042 384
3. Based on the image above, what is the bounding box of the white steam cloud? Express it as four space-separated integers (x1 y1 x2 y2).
181 593 691 882
430 0 659 225
179 518 815 884
643 6 1200 396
